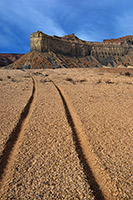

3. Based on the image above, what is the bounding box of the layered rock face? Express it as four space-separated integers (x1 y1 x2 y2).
8 31 133 69
30 31 133 61
30 31 91 57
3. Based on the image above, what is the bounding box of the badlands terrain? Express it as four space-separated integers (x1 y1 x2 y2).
1 33 132 69
0 68 133 199
0 54 24 67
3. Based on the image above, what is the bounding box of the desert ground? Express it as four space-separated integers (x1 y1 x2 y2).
0 68 132 200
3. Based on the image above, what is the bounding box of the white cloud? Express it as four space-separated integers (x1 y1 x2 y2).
75 22 106 42
0 0 66 36
0 0 132 53
28 8 66 36
76 31 102 42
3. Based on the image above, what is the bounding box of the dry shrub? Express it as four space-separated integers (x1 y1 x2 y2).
23 75 31 78
33 72 42 76
11 78 18 82
96 79 102 84
40 79 51 83
65 78 75 84
66 78 87 84
126 82 133 85
79 79 87 83
97 73 104 75
125 72 131 76
105 80 115 84
66 78 73 82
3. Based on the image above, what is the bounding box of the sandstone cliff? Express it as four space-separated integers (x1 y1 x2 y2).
8 31 133 69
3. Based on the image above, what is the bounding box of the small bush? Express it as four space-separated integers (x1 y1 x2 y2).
96 79 102 84
23 75 31 78
125 72 130 77
33 72 42 76
97 73 104 75
40 79 51 83
79 79 87 83
126 82 133 85
105 80 115 84
66 78 73 82
11 78 17 82
65 78 75 84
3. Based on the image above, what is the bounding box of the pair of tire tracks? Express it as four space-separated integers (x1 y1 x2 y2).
52 81 118 200
0 76 37 192
0 74 117 200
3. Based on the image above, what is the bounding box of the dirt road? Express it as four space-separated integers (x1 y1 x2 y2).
0 69 132 199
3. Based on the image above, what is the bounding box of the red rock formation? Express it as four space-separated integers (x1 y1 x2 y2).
103 35 133 44
0 53 24 67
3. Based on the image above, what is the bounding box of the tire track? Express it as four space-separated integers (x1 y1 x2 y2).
0 76 37 191
52 81 118 200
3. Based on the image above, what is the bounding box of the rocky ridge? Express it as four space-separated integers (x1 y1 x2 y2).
0 53 24 67
8 31 133 69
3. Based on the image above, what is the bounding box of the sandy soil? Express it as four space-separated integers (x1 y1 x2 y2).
0 70 32 156
0 68 132 199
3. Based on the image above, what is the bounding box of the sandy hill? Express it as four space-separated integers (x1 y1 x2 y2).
8 51 102 69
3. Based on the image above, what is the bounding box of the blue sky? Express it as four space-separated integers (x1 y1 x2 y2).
0 0 133 53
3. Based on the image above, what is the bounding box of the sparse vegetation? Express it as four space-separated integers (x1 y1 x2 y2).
125 72 131 76
40 79 51 83
96 79 102 84
65 78 87 84
105 80 115 84
66 78 73 82
65 78 75 84
79 79 87 83
23 75 31 78
97 73 104 75
33 72 42 76
7 75 11 79
126 82 133 85
11 78 18 82
0 69 132 199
